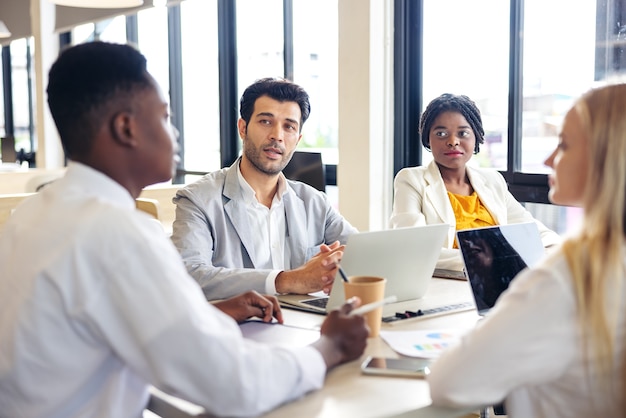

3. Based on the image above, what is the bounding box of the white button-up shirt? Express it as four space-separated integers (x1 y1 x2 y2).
0 162 325 418
237 163 290 294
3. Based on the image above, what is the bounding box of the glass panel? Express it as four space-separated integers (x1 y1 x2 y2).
522 0 625 173
11 38 34 155
236 0 284 100
525 202 583 235
292 0 339 165
522 0 626 230
0 49 4 140
72 23 95 44
137 6 170 99
96 15 127 43
180 0 221 172
522 0 598 173
422 0 510 170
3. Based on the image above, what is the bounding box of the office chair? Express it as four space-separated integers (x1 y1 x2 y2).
24 173 64 193
136 198 161 220
283 151 326 192
481 403 507 417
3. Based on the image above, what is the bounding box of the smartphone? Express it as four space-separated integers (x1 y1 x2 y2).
360 356 431 378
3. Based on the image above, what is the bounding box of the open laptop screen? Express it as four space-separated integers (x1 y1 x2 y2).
278 224 449 314
457 223 544 315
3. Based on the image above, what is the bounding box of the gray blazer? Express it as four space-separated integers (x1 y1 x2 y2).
171 159 357 300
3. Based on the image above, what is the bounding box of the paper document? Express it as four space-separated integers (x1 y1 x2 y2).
380 329 468 359
240 320 320 347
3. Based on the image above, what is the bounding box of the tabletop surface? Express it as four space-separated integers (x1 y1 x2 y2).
150 278 482 418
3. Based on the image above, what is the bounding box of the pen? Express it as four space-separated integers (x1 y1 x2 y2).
349 295 398 316
338 267 349 283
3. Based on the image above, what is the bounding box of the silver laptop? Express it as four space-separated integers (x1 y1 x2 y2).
278 224 449 314
457 222 545 316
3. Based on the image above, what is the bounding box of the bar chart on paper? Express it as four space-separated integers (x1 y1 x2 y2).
379 329 468 359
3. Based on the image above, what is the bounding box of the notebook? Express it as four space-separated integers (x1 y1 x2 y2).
278 224 449 314
457 222 545 316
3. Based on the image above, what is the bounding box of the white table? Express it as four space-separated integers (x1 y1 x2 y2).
148 278 481 418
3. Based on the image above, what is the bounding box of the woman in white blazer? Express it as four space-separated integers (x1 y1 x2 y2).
390 93 560 271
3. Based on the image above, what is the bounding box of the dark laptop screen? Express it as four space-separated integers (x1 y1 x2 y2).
457 223 544 314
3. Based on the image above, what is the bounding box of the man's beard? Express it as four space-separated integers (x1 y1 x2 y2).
243 139 293 176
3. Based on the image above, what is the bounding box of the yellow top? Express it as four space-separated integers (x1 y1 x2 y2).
447 191 496 248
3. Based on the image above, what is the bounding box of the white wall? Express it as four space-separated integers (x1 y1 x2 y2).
31 0 64 169
337 0 394 232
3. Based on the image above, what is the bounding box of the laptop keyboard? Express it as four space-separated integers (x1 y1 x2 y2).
432 268 466 280
298 298 474 320
382 301 474 323
300 297 329 309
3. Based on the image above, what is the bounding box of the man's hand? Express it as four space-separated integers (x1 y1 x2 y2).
311 297 369 369
213 291 284 324
275 241 345 294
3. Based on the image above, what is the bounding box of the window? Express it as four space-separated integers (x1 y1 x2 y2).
10 38 35 156
71 15 127 44
0 48 5 141
228 0 340 183
521 0 624 174
137 7 170 100
396 0 626 233
7 1 341 185
0 1 343 184
176 0 341 182
421 0 509 170
236 0 284 98
179 0 220 173
292 0 339 165
71 23 96 44
96 15 127 44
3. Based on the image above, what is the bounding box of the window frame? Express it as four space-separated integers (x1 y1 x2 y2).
393 0 552 204
1 40 37 165
4 1 340 184
176 0 341 185
1 46 14 141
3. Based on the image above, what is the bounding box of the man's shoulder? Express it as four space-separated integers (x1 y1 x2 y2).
284 179 327 201
177 167 230 198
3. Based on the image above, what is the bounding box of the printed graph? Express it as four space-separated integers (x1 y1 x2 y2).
380 329 468 359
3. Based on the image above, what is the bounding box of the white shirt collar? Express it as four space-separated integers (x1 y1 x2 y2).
236 160 289 206
60 161 136 211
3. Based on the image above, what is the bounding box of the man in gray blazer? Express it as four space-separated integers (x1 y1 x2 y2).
172 78 357 300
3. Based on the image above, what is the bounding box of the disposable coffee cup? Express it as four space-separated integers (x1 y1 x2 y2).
343 276 386 337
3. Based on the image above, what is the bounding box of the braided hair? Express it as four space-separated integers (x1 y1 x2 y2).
419 93 485 154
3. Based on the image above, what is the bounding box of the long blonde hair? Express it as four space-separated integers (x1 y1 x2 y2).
562 83 626 400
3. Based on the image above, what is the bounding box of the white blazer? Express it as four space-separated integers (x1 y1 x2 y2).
390 160 561 270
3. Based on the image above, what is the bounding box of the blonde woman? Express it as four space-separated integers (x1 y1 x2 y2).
428 84 626 416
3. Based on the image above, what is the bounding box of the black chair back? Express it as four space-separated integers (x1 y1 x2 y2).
283 151 326 192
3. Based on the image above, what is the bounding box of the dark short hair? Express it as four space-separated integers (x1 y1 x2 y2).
419 93 485 154
239 77 311 131
47 42 152 158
